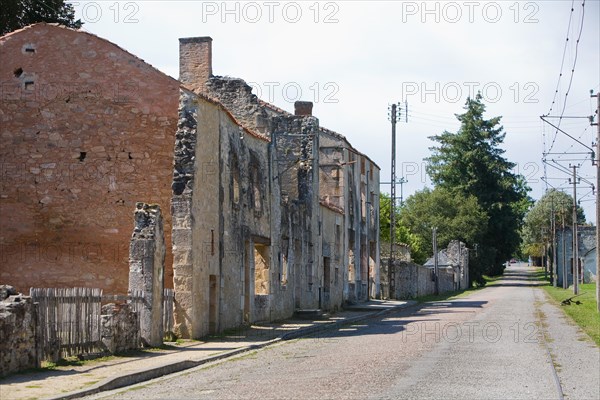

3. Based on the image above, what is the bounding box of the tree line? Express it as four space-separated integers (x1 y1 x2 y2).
381 94 532 286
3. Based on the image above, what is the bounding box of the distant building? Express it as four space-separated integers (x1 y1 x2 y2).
423 240 469 291
556 226 597 287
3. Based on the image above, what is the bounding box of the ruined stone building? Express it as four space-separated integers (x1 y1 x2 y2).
173 37 381 337
0 25 380 339
0 24 179 293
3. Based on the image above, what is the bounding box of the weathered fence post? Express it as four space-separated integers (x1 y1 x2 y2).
128 203 165 347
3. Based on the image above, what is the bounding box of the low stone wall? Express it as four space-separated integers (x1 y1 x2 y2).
0 286 40 377
101 303 141 354
381 260 458 299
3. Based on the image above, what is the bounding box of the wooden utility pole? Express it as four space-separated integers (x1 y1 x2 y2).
552 198 557 287
562 210 567 289
571 164 579 295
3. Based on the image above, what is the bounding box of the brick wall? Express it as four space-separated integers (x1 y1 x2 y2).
0 24 179 294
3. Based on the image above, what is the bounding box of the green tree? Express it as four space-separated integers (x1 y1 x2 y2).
399 187 488 269
426 94 531 276
1 0 82 35
521 189 585 257
379 193 426 263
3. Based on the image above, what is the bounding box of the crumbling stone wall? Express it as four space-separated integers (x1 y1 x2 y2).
0 287 40 377
0 24 178 294
445 240 469 290
205 77 273 136
171 85 277 338
319 129 380 303
272 115 321 310
129 203 165 347
381 260 457 299
100 303 140 354
173 36 381 337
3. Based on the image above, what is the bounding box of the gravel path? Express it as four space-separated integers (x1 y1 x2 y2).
92 265 598 400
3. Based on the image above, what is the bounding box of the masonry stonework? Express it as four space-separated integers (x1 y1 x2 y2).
0 24 179 294
171 36 381 337
1 27 382 341
128 203 165 347
0 290 40 377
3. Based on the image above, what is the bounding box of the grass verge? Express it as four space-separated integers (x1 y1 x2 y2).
540 279 599 346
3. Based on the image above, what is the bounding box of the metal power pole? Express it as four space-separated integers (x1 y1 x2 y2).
388 103 397 298
592 91 599 312
387 102 407 299
571 164 579 295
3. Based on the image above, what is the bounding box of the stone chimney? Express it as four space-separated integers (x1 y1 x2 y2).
294 101 313 116
179 37 212 94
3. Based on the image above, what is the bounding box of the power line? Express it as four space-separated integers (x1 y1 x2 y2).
546 0 587 154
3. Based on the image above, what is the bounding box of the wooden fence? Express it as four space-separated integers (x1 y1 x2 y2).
31 287 176 361
30 287 103 361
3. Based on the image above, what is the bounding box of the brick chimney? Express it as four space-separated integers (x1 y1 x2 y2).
294 101 313 116
179 37 212 94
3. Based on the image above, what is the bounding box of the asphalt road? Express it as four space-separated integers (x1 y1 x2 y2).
95 264 599 400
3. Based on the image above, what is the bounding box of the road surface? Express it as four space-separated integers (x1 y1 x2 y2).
93 264 599 400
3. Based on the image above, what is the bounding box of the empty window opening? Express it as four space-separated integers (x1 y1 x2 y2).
254 244 270 295
281 254 288 286
252 166 261 211
231 156 240 205
13 68 23 78
78 152 87 162
25 47 36 53
24 81 34 90
361 190 367 220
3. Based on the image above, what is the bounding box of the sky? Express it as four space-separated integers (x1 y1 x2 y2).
73 1 600 221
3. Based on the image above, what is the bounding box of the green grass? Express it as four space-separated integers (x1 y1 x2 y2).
542 281 599 346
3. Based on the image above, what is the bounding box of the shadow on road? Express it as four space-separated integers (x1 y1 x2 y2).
298 299 489 341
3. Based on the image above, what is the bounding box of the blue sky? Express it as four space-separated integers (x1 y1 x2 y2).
73 1 600 220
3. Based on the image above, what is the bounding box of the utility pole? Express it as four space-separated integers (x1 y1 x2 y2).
388 103 398 298
570 164 580 295
387 102 407 299
541 227 547 280
433 227 439 295
592 91 599 312
562 209 567 289
552 198 557 287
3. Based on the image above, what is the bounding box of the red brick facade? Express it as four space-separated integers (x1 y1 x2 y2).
0 24 179 294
